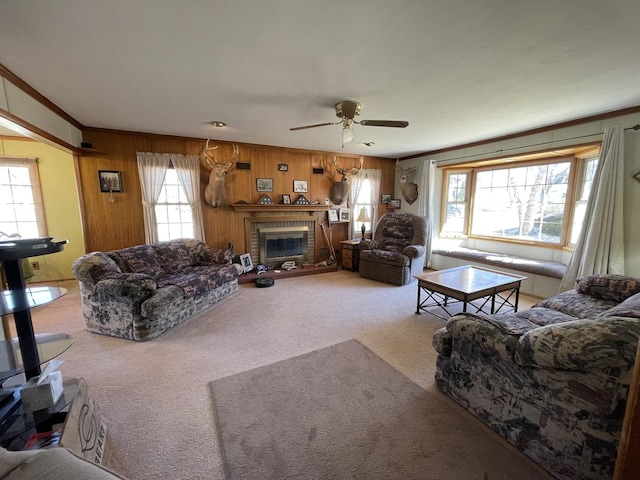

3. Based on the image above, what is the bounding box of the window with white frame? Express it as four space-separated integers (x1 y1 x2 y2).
352 177 373 238
441 171 469 237
440 146 600 248
154 167 193 241
569 155 599 245
0 157 47 239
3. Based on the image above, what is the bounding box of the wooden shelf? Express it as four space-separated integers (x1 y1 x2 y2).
231 203 328 213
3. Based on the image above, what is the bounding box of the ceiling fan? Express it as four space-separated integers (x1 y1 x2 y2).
290 100 409 146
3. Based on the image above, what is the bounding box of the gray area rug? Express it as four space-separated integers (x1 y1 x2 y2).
210 339 465 479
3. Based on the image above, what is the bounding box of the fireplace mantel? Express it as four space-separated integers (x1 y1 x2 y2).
232 203 328 214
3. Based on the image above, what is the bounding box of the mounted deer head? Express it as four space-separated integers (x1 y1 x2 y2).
201 139 238 207
329 155 364 205
396 160 418 205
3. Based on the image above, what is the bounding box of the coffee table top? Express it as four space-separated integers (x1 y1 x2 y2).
415 265 526 295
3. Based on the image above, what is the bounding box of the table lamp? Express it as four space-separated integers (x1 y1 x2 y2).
356 207 371 238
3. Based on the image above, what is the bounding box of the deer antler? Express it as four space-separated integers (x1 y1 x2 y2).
395 160 416 176
201 140 239 170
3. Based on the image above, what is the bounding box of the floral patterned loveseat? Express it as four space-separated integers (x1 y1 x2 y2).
432 274 640 480
72 239 242 341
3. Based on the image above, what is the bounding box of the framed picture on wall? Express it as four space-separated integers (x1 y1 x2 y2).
328 209 339 223
98 170 123 193
257 178 273 192
339 208 351 222
381 193 391 204
293 180 308 193
388 199 401 209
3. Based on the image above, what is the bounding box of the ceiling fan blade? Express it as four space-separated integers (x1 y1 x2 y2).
358 120 409 128
290 122 338 131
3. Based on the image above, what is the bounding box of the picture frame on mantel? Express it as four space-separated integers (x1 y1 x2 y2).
98 170 123 193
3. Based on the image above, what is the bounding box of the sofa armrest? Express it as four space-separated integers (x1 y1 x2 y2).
94 273 157 301
446 313 519 361
403 244 425 259
514 316 640 371
72 252 122 286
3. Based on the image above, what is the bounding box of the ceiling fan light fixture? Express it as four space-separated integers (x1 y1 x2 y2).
342 124 354 143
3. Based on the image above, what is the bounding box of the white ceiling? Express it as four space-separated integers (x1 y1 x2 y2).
1 0 640 158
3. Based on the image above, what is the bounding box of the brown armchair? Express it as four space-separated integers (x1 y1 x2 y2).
358 212 429 286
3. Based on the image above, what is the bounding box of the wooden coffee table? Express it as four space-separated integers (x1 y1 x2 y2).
415 265 526 318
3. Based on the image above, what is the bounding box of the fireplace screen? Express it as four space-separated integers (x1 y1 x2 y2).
259 226 309 267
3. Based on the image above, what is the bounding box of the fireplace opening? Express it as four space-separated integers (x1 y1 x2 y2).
259 226 309 267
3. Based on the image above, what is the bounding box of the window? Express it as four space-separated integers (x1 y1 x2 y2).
442 171 469 236
441 146 599 247
570 155 598 245
353 177 373 238
155 168 193 241
0 157 46 239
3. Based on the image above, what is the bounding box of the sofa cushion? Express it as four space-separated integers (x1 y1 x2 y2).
152 242 192 274
597 292 640 319
158 265 238 299
515 316 640 371
196 247 233 266
577 274 640 302
533 290 617 318
113 245 166 278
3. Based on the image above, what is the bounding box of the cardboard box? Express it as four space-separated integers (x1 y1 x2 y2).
20 371 63 412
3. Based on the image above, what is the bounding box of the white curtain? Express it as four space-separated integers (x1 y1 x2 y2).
172 154 206 242
418 159 436 267
349 169 380 240
136 152 171 244
559 125 625 291
349 171 365 240
368 169 381 231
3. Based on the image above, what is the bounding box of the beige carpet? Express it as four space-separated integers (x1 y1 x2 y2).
23 271 553 480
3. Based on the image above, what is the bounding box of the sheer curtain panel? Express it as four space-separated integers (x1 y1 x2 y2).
136 152 171 244
171 154 206 242
560 125 625 291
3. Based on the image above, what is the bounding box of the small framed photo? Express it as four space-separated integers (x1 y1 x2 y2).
339 208 351 222
98 170 123 193
293 180 308 193
256 178 273 192
328 209 339 223
278 163 288 172
381 193 391 204
239 253 253 273
388 199 401 208
282 194 291 204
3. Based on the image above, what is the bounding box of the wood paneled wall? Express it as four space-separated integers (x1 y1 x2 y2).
78 128 396 260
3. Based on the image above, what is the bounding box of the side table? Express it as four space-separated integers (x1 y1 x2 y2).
340 239 361 272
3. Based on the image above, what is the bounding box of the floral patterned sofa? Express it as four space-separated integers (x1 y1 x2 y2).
72 239 241 341
432 274 640 480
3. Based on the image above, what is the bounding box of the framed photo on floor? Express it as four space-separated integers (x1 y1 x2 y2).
328 209 339 223
339 208 351 222
240 253 253 273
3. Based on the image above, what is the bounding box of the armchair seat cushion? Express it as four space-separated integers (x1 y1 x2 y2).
359 249 409 267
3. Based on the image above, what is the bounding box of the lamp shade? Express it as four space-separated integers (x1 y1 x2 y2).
356 207 371 223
